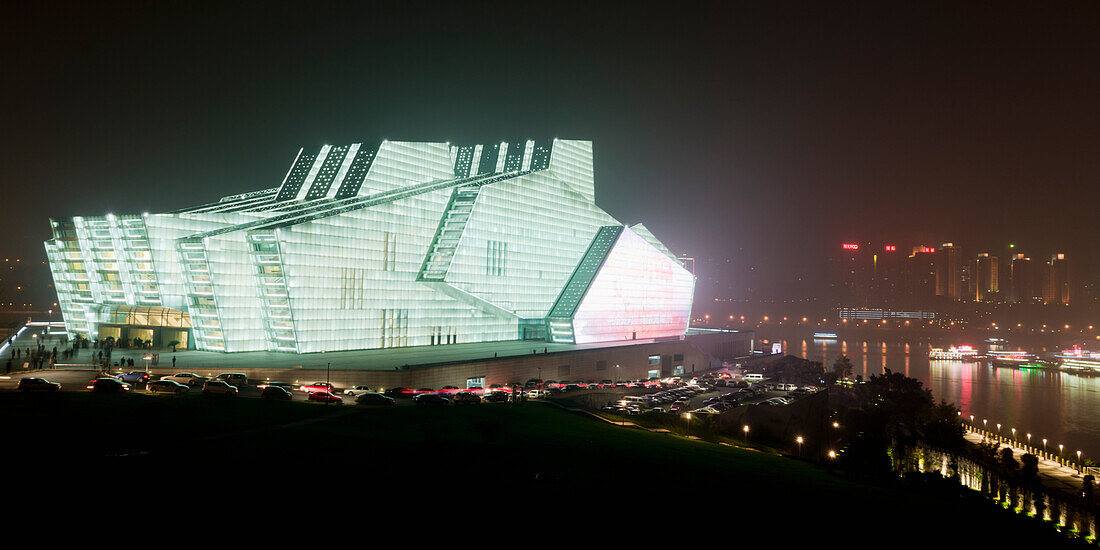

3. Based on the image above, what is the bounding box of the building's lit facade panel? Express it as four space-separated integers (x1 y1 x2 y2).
44 139 694 353
570 227 695 344
445 171 618 319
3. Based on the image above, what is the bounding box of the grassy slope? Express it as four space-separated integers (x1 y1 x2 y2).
5 393 1085 544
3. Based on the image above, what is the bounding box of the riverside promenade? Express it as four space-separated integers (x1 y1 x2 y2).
964 426 1097 499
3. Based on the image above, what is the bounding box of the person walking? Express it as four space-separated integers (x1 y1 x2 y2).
172 355 176 368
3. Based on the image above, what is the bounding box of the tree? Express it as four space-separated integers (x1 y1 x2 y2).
168 340 180 352
1000 447 1020 508
1083 474 1095 501
1021 453 1039 481
832 354 853 380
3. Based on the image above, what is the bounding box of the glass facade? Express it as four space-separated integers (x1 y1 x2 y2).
44 139 695 353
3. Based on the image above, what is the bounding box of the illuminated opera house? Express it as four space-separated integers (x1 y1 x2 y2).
44 139 700 357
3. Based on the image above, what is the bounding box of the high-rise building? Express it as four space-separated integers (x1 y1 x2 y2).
935 243 962 300
1042 253 1071 305
1008 253 1037 304
972 253 999 302
904 245 937 306
830 242 871 305
872 244 903 304
44 139 696 352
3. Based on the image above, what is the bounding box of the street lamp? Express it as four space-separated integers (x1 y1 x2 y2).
1059 444 1064 459
796 436 803 457
828 450 836 459
1027 433 1032 446
743 424 750 443
1011 428 1016 441
832 421 839 429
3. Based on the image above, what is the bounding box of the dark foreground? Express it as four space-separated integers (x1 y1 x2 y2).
5 392 1090 545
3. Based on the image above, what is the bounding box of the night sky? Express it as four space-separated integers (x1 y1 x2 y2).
3 1 1099 305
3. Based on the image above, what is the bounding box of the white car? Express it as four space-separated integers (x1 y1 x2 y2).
161 372 207 386
343 385 373 397
202 380 238 395
525 389 548 399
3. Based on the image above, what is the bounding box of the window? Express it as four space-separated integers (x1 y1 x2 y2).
466 377 485 389
674 354 684 361
381 308 408 348
648 355 661 366
341 268 367 310
382 232 397 271
486 240 507 276
430 326 457 345
672 365 684 376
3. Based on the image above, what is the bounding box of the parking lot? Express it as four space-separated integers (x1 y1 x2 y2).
0 367 532 407
587 379 822 416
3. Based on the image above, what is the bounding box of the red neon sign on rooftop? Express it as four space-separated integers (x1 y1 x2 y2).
884 245 896 252
842 243 859 251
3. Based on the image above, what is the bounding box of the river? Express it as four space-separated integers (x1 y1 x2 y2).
758 330 1100 461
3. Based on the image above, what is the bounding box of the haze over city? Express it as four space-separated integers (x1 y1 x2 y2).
3 2 1099 310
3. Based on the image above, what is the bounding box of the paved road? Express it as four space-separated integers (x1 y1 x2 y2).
964 428 1094 497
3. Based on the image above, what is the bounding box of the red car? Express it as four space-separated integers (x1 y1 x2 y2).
300 382 335 393
307 391 343 405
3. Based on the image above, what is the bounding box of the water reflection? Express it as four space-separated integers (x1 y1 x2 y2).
772 334 1100 459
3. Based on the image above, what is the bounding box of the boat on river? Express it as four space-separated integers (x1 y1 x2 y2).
928 345 980 361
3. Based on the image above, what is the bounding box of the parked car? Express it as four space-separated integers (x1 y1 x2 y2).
202 380 238 395
160 372 207 386
383 387 410 398
17 377 60 392
301 382 335 393
355 392 396 407
414 393 451 406
214 373 248 387
261 386 293 400
257 381 294 391
482 391 510 403
307 391 343 404
343 385 374 397
117 371 152 385
87 377 130 393
452 391 481 405
147 379 189 394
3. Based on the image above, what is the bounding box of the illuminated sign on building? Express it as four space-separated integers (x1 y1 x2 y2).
884 245 896 252
842 243 859 251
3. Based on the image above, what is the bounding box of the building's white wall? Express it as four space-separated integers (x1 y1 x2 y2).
360 141 453 196
279 189 515 353
204 231 266 352
445 171 619 319
549 139 595 203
